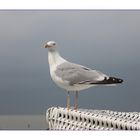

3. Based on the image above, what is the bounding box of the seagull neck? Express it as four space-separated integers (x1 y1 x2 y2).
48 50 66 66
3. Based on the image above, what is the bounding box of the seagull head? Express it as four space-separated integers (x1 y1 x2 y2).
43 41 57 51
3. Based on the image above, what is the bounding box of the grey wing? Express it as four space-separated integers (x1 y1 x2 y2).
55 62 108 85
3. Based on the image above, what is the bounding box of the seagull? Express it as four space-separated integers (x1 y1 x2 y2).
43 41 123 110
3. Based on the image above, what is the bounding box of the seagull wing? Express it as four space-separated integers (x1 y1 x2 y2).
55 62 109 85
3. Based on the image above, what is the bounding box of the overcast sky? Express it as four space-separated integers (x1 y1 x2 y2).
0 10 140 115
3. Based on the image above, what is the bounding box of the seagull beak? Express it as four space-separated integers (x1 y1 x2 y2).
42 44 49 48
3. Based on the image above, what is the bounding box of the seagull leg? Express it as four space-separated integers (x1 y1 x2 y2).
74 91 79 110
67 91 70 110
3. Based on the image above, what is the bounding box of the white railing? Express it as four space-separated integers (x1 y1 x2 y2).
46 107 140 130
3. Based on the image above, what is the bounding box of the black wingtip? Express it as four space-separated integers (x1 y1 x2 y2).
118 78 123 83
105 77 124 84
90 77 123 85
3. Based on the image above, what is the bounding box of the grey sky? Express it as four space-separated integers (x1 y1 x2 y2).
0 10 140 114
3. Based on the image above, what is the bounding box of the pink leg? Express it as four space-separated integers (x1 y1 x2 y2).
67 91 70 110
74 91 78 110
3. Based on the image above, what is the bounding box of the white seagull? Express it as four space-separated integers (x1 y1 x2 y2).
43 41 123 110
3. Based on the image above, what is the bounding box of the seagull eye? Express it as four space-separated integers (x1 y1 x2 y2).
52 42 56 46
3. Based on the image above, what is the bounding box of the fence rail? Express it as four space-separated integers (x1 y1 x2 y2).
46 107 140 130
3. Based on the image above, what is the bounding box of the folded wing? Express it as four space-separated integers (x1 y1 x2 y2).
55 62 123 86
